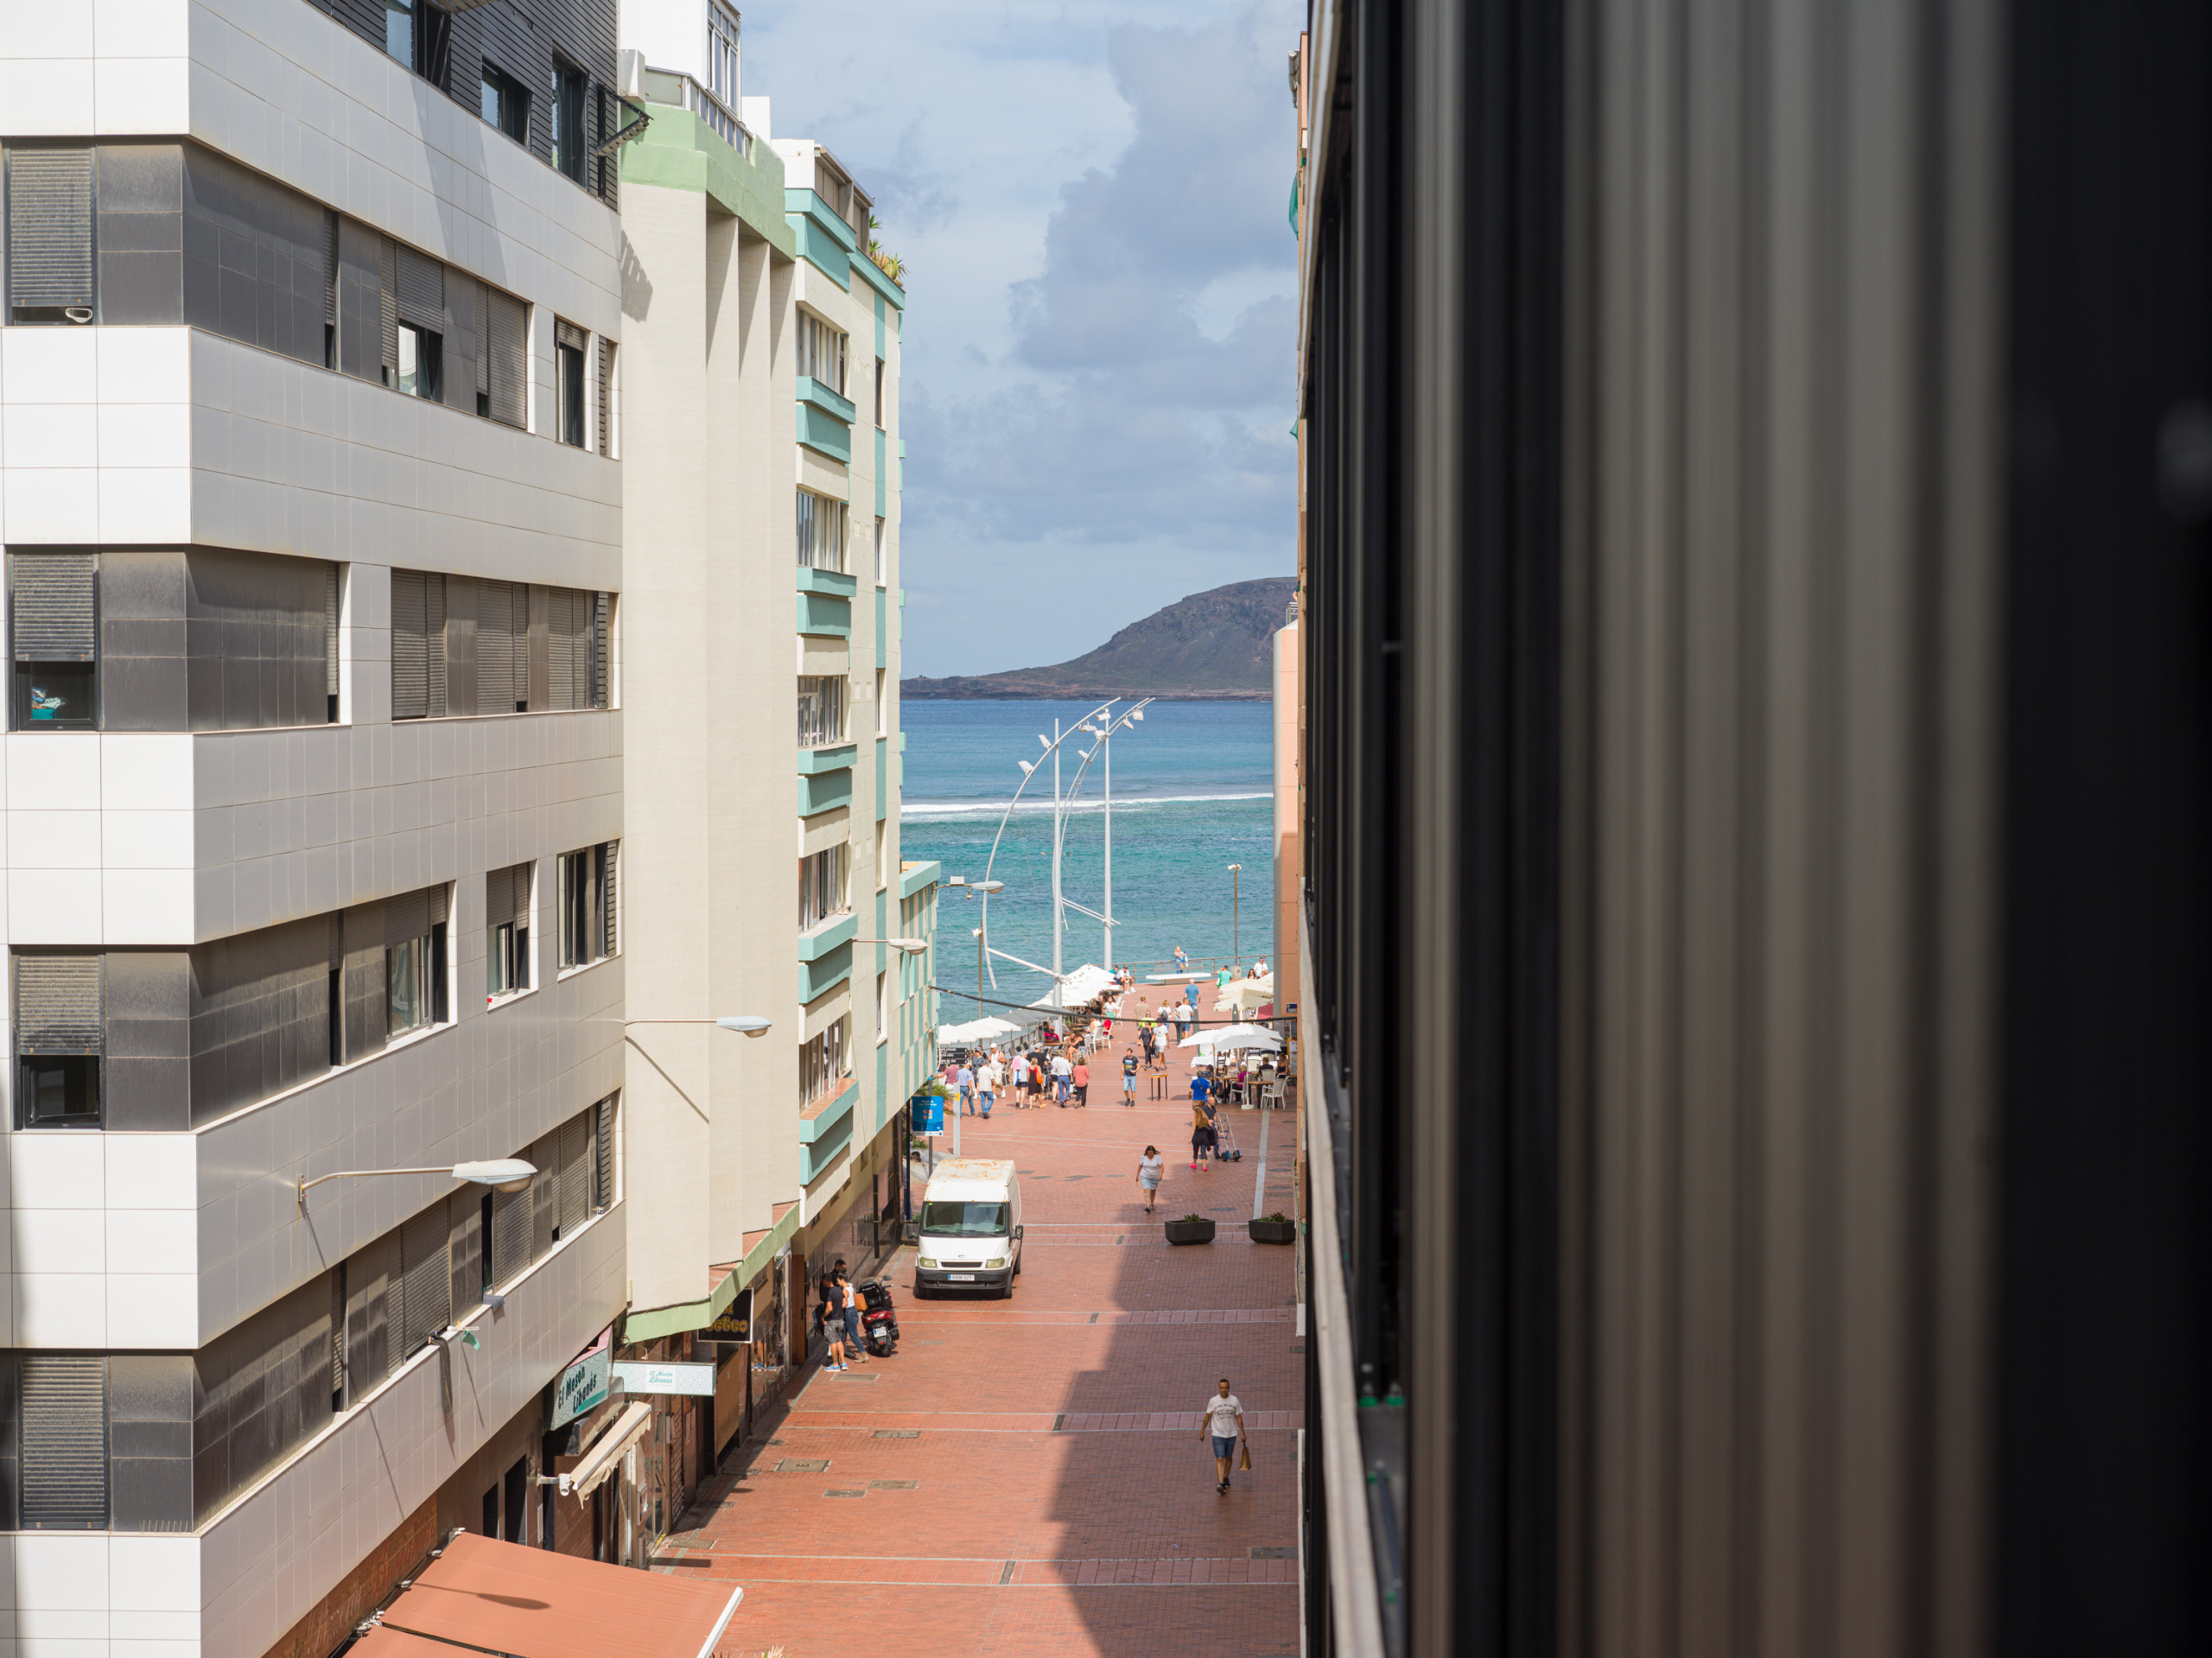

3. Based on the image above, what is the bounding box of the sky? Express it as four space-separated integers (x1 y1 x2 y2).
740 0 1305 679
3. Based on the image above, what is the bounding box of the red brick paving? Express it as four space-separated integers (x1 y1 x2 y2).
678 982 1303 1657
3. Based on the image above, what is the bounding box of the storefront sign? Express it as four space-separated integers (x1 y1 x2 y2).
613 1360 716 1396
551 1345 611 1428
911 1093 944 1136
703 1287 753 1343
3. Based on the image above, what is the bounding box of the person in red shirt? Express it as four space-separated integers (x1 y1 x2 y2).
1071 1058 1090 1108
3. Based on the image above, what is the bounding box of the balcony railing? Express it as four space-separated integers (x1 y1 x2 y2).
641 66 753 161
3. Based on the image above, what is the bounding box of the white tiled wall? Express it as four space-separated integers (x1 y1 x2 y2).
0 1531 202 1656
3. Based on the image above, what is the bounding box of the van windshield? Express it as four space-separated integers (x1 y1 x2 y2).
920 1200 1010 1236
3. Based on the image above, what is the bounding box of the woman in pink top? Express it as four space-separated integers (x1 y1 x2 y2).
1071 1059 1090 1108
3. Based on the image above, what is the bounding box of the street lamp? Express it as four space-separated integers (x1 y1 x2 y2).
298 1157 536 1212
1228 863 1243 964
608 1015 775 1036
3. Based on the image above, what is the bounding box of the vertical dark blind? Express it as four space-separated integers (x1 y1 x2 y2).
322 210 340 327
17 1356 107 1529
600 842 620 958
475 280 492 400
6 148 94 311
390 569 428 721
597 339 615 455
10 555 99 661
324 564 341 697
594 1096 615 1210
15 955 103 1053
592 593 610 708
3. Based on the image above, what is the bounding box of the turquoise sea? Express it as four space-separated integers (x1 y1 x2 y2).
897 699 1278 1017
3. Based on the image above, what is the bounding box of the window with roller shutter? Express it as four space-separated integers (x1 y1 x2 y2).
594 1096 616 1211
556 1115 588 1240
6 146 94 324
490 1178 531 1289
485 288 527 429
10 553 99 731
486 861 532 1000
14 953 104 1129
597 338 616 456
398 1204 450 1360
17 1356 107 1528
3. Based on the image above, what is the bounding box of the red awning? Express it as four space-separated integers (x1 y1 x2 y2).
373 1533 741 1658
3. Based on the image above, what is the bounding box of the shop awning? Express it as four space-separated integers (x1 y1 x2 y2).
374 1532 742 1658
568 1400 653 1499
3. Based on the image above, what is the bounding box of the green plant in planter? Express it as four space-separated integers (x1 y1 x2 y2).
1263 1211 1288 1223
1181 1213 1205 1223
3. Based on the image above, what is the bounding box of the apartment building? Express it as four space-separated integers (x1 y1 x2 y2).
613 2 935 1458
0 5 631 1658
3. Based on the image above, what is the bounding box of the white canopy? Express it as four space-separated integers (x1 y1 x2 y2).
1179 1023 1285 1052
938 1015 1021 1045
1029 963 1119 1010
1215 975 1276 1014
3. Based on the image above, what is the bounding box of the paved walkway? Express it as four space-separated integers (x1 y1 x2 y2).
668 983 1302 1658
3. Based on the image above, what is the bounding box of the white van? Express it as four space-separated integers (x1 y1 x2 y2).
914 1158 1023 1298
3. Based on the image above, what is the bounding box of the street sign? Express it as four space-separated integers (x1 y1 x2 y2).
911 1093 944 1136
551 1345 610 1428
612 1360 715 1396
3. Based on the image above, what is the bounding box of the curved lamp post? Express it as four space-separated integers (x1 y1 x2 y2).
298 1156 536 1212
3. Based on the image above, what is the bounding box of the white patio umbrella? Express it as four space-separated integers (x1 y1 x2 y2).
938 1015 1021 1045
1215 976 1276 1015
1179 1023 1284 1052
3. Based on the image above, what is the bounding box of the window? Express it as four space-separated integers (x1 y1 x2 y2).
385 1 450 83
385 886 449 1037
709 3 742 108
796 489 849 571
795 311 848 394
874 358 886 427
800 844 850 931
481 284 528 425
874 518 887 585
798 675 848 747
10 553 98 730
391 571 609 718
875 668 887 737
877 972 889 1045
800 1016 850 1108
14 954 103 1130
559 842 619 969
16 1356 109 1528
876 829 887 892
597 338 618 456
396 321 442 398
5 145 94 325
486 862 532 1000
556 319 587 447
551 61 588 183
481 65 529 143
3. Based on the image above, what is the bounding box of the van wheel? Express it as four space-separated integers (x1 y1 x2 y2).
914 1284 932 1301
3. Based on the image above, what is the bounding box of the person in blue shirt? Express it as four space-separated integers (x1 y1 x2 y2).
956 1062 975 1115
1190 1070 1217 1169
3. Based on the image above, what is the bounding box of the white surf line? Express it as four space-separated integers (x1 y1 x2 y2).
1252 1107 1273 1219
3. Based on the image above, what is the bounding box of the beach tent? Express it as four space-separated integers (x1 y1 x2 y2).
938 1015 1021 1045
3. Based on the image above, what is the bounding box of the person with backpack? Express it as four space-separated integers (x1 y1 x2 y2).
817 1275 849 1372
1190 1073 1217 1170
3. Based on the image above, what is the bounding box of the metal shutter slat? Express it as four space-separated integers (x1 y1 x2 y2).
545 588 574 712
490 1181 531 1287
16 955 104 1054
384 888 430 950
531 1136 558 1261
324 564 341 696
390 569 427 721
6 148 94 310
555 317 586 353
476 581 514 711
486 289 526 428
476 282 491 397
424 571 446 717
485 866 512 934
19 1356 107 1529
597 339 615 455
399 1204 450 1359
594 1097 614 1210
428 884 448 927
396 246 445 332
10 555 99 662
559 1115 588 1238
378 238 399 382
601 842 619 958
592 593 610 708
323 212 340 327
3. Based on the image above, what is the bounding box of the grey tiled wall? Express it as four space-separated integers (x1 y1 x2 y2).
187 913 334 1129
109 1354 194 1533
191 1273 332 1526
103 950 191 1133
99 549 333 734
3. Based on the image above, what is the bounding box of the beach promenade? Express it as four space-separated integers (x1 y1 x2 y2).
658 981 1302 1658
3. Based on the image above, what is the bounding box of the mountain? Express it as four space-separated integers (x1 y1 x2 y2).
902 576 1297 701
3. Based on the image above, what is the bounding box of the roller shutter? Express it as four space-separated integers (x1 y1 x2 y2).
15 955 103 1054
18 1356 107 1529
378 237 399 384
557 1115 588 1240
476 581 515 712
530 1138 558 1261
428 884 449 928
545 588 575 711
6 148 94 312
485 865 513 937
601 842 619 958
324 564 341 698
10 555 99 661
597 339 615 456
475 281 491 399
555 317 586 354
390 569 428 721
594 1096 615 1210
592 593 610 708
396 246 444 331
384 888 430 950
322 211 340 327
424 570 447 717
490 1179 531 1288
486 289 526 429
398 1204 450 1358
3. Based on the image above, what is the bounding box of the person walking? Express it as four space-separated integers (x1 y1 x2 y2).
1071 1057 1090 1108
976 1056 998 1118
1190 1075 1217 1171
1052 1050 1073 1106
817 1275 849 1372
956 1059 976 1116
1174 944 1189 973
1137 1145 1165 1212
1200 1378 1247 1494
1122 1047 1140 1105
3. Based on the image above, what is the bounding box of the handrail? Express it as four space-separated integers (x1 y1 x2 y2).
639 65 752 159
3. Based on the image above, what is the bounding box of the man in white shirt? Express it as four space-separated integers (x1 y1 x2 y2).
976 1058 999 1118
1051 1050 1073 1105
1199 1377 1246 1494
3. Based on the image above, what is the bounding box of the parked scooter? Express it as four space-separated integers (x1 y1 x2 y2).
857 1278 900 1356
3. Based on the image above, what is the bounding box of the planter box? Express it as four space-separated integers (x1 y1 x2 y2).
1248 1218 1297 1244
1164 1218 1217 1246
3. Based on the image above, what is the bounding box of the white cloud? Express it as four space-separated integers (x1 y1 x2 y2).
741 0 1303 676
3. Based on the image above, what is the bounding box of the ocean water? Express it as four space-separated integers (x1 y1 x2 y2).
898 699 1279 1015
